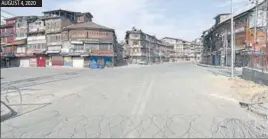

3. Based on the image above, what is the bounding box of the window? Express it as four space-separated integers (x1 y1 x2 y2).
85 43 98 50
133 41 138 45
99 44 109 50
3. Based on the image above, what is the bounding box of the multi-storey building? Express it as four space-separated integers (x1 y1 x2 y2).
26 16 47 67
14 16 37 67
43 9 76 66
161 37 186 61
192 38 203 62
125 28 162 64
61 21 118 68
1 17 19 67
202 0 267 67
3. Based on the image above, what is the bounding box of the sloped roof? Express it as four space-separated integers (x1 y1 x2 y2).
63 22 114 31
43 9 76 14
76 12 93 18
220 0 265 25
162 37 185 42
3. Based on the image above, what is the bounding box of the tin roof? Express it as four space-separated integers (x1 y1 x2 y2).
43 9 77 14
63 22 114 31
76 12 93 18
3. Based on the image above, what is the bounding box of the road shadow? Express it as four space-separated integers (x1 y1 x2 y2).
1 102 52 123
1 72 81 90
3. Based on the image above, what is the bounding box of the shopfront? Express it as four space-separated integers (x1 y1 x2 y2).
89 50 114 68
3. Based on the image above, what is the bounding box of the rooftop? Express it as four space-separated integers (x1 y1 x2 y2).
214 13 231 19
162 37 185 42
76 12 93 18
43 9 77 14
63 22 114 31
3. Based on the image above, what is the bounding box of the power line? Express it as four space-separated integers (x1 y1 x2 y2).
1 9 16 17
1 15 9 19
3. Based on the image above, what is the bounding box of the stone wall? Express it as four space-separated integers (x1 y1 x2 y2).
242 67 268 86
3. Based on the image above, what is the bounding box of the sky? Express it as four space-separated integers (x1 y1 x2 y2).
1 0 253 42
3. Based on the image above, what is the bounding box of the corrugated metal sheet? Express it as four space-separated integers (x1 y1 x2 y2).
52 56 63 66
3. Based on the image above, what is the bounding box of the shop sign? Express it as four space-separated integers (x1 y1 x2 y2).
87 31 113 39
91 50 113 55
235 27 245 33
30 58 36 64
71 41 84 44
12 40 26 45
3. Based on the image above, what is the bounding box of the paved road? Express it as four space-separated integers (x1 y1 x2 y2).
1 63 267 138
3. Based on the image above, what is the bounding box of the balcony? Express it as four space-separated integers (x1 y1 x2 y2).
1 32 12 38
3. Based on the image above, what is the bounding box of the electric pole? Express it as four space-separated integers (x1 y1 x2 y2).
231 0 235 78
249 0 259 68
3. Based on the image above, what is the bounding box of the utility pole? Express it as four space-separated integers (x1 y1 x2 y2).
266 0 268 49
231 0 235 78
249 0 259 68
254 0 259 48
148 43 151 64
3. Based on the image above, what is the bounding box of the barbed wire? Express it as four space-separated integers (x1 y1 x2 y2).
2 111 268 138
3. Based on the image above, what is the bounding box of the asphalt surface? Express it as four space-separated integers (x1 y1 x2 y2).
1 63 267 138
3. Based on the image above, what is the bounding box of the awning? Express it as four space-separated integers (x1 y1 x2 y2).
46 51 61 54
15 53 27 57
33 50 46 55
12 40 27 45
90 54 115 57
70 41 84 44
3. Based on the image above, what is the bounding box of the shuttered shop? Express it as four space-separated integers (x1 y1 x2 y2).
64 57 72 66
19 58 30 67
29 58 37 67
52 56 64 66
72 57 84 68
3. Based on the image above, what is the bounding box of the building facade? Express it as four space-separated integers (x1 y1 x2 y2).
1 9 121 69
43 9 76 66
202 0 267 68
1 17 16 67
61 21 117 68
26 16 47 67
192 38 203 62
161 37 186 61
125 28 170 64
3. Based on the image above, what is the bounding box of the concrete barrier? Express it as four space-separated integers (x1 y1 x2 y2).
242 67 268 86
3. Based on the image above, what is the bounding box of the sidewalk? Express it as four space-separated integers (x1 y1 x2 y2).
197 63 230 69
197 63 243 71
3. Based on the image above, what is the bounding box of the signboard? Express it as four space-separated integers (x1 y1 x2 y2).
84 38 113 44
87 31 112 39
91 50 113 55
71 41 84 44
235 27 245 33
12 40 26 45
